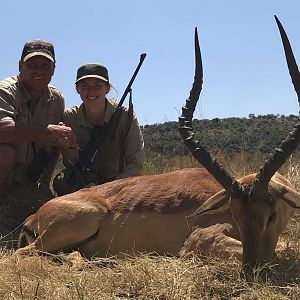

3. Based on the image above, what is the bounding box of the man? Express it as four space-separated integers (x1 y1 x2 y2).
0 39 75 198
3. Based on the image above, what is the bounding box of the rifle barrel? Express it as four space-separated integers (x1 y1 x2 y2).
117 53 147 108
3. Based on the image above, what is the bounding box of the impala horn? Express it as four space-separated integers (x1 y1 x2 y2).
178 27 246 199
250 15 300 200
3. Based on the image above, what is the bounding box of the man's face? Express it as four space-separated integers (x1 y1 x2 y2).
19 55 55 92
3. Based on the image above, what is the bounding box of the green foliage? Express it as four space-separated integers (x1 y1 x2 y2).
142 114 300 161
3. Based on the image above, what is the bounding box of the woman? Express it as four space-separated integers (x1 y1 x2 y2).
53 63 144 196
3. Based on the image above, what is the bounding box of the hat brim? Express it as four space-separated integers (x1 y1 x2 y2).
75 75 109 84
23 51 55 63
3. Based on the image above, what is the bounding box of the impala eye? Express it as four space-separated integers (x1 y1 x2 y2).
267 211 277 225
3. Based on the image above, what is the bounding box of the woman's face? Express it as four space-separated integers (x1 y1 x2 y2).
76 77 110 105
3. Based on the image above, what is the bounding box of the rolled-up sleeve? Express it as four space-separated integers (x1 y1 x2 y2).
0 89 16 121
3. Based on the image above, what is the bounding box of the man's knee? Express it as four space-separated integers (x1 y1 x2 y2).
0 144 17 169
0 145 17 195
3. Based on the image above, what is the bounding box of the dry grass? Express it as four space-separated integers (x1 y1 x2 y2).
0 154 299 299
0 248 299 299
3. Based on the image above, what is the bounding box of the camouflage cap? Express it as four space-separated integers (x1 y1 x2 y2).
75 63 109 84
21 39 55 63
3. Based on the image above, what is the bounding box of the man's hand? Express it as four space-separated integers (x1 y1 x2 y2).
47 123 76 148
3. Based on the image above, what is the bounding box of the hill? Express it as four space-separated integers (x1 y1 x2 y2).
142 114 300 160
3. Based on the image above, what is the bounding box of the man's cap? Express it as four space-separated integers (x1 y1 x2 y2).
21 39 55 63
75 63 109 84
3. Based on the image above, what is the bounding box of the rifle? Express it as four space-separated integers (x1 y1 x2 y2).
68 53 146 186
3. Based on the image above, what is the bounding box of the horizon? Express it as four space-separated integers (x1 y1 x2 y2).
140 111 299 127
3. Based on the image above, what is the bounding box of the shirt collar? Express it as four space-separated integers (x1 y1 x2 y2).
17 75 52 104
77 99 117 128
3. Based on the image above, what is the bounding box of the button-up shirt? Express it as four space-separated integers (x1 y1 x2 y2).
62 99 144 181
0 75 64 182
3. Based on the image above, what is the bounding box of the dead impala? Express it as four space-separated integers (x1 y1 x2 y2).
17 16 300 273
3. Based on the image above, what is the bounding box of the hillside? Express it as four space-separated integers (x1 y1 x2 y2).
142 114 300 160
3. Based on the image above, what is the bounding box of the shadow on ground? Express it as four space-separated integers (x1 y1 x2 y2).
0 185 53 249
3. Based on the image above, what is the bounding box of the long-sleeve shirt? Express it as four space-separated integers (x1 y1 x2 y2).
61 99 144 182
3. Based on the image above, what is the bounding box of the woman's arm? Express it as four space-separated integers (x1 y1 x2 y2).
117 116 145 179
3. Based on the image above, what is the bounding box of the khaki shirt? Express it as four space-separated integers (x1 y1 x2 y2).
0 76 64 182
62 99 144 180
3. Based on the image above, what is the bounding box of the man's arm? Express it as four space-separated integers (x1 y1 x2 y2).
0 118 75 147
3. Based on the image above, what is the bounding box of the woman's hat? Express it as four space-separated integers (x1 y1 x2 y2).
76 63 109 84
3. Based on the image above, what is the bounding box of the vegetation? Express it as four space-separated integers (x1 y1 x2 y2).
0 114 300 299
0 247 299 299
0 156 299 299
142 114 300 161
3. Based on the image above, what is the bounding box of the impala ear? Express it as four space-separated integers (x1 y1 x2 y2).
188 189 230 218
269 180 300 209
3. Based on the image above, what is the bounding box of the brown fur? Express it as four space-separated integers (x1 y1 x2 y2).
16 167 300 270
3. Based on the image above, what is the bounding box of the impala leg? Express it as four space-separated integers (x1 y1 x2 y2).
180 223 242 260
15 242 38 256
16 241 87 270
65 251 86 269
18 210 102 254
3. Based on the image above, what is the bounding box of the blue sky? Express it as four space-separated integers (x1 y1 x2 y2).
1 1 300 125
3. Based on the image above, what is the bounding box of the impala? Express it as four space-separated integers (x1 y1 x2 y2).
17 16 300 274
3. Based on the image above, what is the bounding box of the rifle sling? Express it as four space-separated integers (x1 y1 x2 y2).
80 125 107 169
